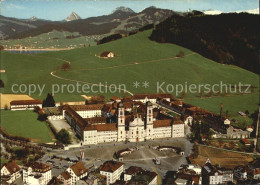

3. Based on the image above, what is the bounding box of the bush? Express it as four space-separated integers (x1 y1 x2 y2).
176 51 185 58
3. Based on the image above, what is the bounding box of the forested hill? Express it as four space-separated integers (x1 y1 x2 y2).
150 13 259 74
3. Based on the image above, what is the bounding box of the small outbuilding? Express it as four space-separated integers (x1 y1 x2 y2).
100 51 115 58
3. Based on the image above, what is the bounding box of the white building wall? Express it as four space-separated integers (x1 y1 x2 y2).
153 126 172 139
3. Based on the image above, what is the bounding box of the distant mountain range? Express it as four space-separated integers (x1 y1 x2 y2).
0 6 176 40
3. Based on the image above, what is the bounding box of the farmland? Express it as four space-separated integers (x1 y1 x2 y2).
0 110 54 143
191 145 255 169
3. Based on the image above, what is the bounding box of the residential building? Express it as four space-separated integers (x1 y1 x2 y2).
99 161 124 185
23 162 52 185
1 161 21 184
66 161 88 184
57 171 72 185
202 159 223 185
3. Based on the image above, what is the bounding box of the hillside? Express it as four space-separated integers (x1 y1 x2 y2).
150 13 259 74
0 15 53 39
1 30 258 127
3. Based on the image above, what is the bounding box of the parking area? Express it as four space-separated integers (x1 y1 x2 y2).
40 137 193 179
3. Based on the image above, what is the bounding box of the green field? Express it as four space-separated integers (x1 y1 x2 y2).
1 110 54 143
1 30 259 126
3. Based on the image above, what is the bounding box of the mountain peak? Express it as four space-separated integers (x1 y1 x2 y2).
112 6 135 14
65 12 81 22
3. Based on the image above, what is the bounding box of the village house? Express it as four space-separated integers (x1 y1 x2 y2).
85 171 107 185
57 171 72 185
1 161 21 184
22 162 52 185
65 161 88 184
202 159 223 185
100 51 115 58
10 100 42 110
99 160 124 185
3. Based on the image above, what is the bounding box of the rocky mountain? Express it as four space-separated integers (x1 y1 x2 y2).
3 6 176 40
65 12 81 22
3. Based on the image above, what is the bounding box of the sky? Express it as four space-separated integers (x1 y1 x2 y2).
0 0 259 21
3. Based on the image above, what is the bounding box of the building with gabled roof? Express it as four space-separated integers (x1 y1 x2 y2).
202 159 223 185
10 99 42 110
1 161 21 184
99 160 124 184
57 171 72 185
66 161 88 184
22 162 52 185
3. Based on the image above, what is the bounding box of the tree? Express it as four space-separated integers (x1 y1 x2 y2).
0 45 4 50
61 62 71 71
38 114 47 121
176 51 185 58
4 104 8 110
42 93 55 107
56 129 71 144
0 79 4 88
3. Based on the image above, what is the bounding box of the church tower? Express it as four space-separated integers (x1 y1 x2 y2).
146 101 154 140
117 102 126 142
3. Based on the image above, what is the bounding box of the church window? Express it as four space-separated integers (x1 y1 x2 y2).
149 110 151 114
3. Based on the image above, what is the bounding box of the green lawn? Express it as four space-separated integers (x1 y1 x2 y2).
1 29 258 126
1 110 53 143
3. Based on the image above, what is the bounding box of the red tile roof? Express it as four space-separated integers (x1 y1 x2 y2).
99 161 124 173
70 104 104 111
153 119 172 128
29 162 51 173
61 171 71 180
10 99 42 105
2 161 20 174
70 161 88 177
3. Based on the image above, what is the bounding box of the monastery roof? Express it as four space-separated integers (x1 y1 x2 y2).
84 123 117 132
99 161 124 173
70 104 104 111
10 99 42 105
2 161 20 174
70 161 88 177
84 117 106 124
153 119 172 128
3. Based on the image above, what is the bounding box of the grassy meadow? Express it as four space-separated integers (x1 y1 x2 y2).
1 30 259 127
1 110 54 143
